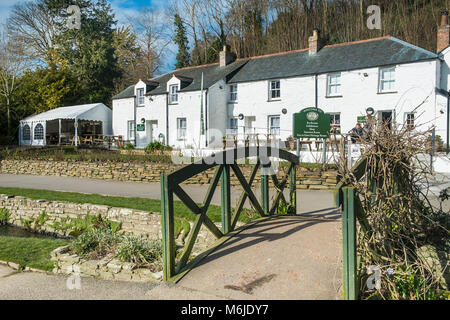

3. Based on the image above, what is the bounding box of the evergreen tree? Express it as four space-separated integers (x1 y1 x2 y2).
48 0 121 105
174 13 190 69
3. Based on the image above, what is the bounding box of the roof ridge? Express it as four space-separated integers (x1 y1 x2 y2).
233 35 391 62
323 35 391 49
176 62 219 71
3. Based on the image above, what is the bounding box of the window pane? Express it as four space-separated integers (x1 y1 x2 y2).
269 116 280 135
23 125 31 140
380 67 395 92
34 124 44 140
230 85 237 101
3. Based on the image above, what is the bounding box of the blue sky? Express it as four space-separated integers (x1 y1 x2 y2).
0 1 166 21
0 0 176 73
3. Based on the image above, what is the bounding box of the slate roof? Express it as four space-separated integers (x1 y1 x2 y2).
112 85 135 100
228 36 438 83
113 36 438 100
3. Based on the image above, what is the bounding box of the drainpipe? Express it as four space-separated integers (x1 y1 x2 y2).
166 93 169 146
447 91 449 154
134 96 137 147
315 74 318 109
205 88 209 148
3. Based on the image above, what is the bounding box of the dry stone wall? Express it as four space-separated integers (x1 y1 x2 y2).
0 159 339 189
0 194 217 254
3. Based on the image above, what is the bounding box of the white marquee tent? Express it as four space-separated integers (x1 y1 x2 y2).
19 103 112 146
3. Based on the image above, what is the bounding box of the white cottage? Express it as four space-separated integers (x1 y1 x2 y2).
19 103 112 146
112 12 450 152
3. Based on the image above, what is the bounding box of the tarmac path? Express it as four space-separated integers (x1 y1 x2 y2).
0 174 342 299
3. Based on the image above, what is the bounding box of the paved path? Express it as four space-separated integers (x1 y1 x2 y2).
0 215 341 300
0 174 338 214
0 174 342 299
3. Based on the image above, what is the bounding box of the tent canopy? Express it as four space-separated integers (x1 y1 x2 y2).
22 103 110 122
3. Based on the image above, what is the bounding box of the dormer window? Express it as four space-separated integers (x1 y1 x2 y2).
137 88 145 106
169 85 179 104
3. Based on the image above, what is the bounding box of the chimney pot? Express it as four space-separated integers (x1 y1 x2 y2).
441 11 449 26
438 10 450 52
220 44 234 67
309 28 323 55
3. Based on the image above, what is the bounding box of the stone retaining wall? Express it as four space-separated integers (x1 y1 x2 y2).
0 159 339 189
50 245 163 282
0 194 217 254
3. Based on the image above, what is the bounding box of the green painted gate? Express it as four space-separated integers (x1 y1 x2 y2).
160 146 299 282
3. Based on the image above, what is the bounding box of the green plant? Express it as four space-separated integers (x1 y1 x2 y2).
391 265 439 300
68 214 122 237
277 197 295 215
20 217 33 230
121 143 135 150
145 141 172 153
0 209 10 225
33 211 50 230
71 228 120 258
115 235 162 266
174 218 191 243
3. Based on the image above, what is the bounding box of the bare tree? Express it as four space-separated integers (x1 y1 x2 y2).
0 32 29 136
128 7 172 79
8 0 59 63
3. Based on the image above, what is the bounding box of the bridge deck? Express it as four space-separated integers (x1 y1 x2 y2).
179 208 342 300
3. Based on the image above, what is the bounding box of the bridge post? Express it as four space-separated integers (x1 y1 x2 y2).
261 163 270 215
161 173 175 281
290 164 297 213
221 165 231 234
342 187 357 300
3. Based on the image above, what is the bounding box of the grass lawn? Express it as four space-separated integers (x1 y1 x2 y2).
0 187 254 223
0 236 69 271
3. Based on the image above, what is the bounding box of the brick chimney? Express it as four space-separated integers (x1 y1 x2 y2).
437 10 450 52
309 28 323 55
220 45 235 67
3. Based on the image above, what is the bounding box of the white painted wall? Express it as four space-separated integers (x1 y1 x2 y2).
229 60 440 141
112 97 135 143
113 59 449 152
207 79 228 148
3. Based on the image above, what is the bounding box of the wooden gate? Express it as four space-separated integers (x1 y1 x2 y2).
160 146 299 282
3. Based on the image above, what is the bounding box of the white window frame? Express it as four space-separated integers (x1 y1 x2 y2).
405 112 415 129
229 117 238 135
229 84 238 102
23 124 31 141
128 120 135 141
137 88 145 106
327 73 342 97
34 123 44 140
169 85 179 104
269 80 281 101
177 117 186 140
268 115 280 136
378 66 396 93
327 113 341 132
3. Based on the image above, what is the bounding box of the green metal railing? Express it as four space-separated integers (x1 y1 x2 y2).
335 158 368 300
161 147 299 282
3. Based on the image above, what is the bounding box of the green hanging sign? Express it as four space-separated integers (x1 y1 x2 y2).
293 107 331 139
137 124 145 132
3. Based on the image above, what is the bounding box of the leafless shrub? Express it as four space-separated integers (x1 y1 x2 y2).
339 116 449 300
